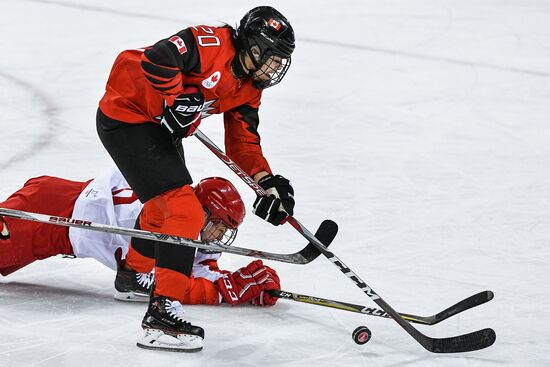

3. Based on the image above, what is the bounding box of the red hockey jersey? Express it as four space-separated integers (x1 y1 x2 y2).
99 25 272 177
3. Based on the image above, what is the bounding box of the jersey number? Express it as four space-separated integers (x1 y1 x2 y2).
197 26 220 47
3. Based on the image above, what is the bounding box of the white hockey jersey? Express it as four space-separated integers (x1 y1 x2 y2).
68 166 222 281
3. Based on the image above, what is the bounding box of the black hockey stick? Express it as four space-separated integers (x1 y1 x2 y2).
0 207 336 265
271 289 494 326
193 129 496 353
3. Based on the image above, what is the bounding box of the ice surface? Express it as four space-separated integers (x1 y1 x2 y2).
1 0 550 366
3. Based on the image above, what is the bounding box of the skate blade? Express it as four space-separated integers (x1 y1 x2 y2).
114 290 149 303
137 329 203 353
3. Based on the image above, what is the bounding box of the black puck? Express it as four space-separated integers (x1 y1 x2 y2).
352 325 372 345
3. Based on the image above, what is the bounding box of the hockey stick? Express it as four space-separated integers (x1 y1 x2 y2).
271 289 494 326
0 207 337 265
193 129 496 353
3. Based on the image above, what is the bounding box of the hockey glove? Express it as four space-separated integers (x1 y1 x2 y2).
216 260 277 306
253 174 295 226
251 265 280 306
161 86 204 138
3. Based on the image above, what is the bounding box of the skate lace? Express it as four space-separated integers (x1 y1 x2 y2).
136 271 155 290
165 300 186 322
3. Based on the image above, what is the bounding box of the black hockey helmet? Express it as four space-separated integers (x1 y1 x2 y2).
236 6 295 89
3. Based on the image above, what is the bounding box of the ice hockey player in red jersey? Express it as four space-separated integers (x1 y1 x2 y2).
0 167 281 350
95 6 295 351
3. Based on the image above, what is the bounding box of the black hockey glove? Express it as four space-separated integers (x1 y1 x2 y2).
161 86 204 138
253 174 295 226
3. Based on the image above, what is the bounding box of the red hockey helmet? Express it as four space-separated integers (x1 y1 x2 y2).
194 177 245 228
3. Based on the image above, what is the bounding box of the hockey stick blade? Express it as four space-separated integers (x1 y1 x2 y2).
297 219 338 262
271 290 494 326
401 290 494 325
0 207 331 265
429 328 496 353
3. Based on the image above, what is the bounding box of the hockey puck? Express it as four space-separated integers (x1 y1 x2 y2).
352 326 372 345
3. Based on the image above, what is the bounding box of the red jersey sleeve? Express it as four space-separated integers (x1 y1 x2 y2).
181 258 224 305
224 103 272 177
140 28 200 98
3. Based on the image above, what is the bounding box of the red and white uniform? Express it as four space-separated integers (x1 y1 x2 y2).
68 166 141 270
0 168 224 293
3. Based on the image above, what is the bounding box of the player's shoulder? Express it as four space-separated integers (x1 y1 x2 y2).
188 24 234 41
187 25 235 69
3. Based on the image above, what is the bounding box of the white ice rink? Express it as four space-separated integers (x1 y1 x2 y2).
1 0 550 365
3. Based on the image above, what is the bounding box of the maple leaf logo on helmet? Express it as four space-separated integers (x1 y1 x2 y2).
268 18 281 31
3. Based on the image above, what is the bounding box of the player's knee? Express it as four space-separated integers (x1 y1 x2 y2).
149 185 205 239
168 186 205 238
140 199 167 230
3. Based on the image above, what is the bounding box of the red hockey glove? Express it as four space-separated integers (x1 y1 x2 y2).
161 86 204 138
251 265 280 306
216 260 275 305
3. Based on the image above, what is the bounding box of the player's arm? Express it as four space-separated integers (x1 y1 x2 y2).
224 104 272 177
141 29 205 138
181 258 280 306
224 106 295 226
140 29 200 96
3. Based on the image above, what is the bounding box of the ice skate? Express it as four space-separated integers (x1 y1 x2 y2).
137 296 204 352
114 268 154 302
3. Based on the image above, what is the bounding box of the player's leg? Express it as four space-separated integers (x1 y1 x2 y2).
139 189 205 352
97 109 204 352
114 191 203 303
0 176 87 276
114 235 155 302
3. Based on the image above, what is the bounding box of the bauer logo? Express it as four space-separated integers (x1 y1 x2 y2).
169 36 187 54
202 71 221 89
49 216 91 226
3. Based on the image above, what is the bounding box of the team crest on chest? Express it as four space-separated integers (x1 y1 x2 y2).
202 71 221 89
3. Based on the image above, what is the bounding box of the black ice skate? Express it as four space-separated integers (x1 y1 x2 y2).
137 296 204 352
114 268 154 302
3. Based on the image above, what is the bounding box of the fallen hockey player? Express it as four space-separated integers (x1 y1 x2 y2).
0 166 280 352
